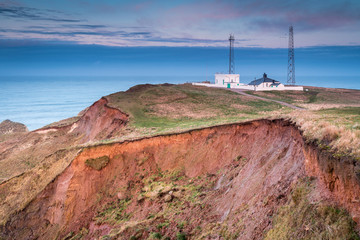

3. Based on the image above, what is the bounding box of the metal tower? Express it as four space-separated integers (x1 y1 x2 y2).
229 34 235 74
287 26 295 85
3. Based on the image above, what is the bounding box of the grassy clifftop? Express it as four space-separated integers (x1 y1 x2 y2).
104 84 360 159
246 86 360 106
106 84 284 137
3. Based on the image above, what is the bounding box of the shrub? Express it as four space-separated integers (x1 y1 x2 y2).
176 232 186 240
85 156 110 170
149 232 162 239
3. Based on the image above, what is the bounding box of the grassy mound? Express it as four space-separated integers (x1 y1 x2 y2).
106 84 283 135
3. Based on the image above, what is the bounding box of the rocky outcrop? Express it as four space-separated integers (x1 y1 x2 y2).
0 120 28 136
1 119 360 239
70 97 129 142
34 97 129 143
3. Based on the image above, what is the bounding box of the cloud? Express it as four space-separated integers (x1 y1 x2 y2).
157 0 360 33
0 4 82 22
62 24 108 29
1 0 360 47
0 38 80 47
230 0 360 31
0 27 153 38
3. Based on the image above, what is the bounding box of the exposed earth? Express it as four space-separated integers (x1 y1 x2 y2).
1 84 360 240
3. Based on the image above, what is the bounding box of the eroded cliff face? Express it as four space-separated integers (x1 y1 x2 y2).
2 119 360 239
304 144 360 222
70 97 129 143
0 97 129 234
0 97 128 182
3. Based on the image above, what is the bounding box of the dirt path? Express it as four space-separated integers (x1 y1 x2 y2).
230 89 305 110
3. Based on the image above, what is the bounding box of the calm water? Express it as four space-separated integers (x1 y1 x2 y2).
0 76 192 130
0 75 359 131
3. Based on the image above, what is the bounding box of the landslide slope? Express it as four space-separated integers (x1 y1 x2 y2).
2 119 360 240
1 84 360 240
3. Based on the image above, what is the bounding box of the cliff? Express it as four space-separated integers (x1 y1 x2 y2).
2 119 360 239
1 84 359 239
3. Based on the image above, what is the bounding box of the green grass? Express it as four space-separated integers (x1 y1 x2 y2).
94 199 132 225
245 89 319 104
106 84 284 135
318 107 360 116
316 107 360 130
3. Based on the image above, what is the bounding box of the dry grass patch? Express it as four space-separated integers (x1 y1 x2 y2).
281 109 360 158
298 103 360 111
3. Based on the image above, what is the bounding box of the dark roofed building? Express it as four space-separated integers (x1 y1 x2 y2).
248 73 284 89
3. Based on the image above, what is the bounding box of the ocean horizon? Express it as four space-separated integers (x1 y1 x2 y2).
0 75 359 131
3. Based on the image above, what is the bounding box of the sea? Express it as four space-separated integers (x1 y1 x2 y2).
0 75 359 131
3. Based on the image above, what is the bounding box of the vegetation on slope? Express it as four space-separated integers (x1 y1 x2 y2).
274 107 360 159
265 178 359 240
67 157 252 240
254 87 360 159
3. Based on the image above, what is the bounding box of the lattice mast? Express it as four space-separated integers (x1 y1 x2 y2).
287 26 295 85
229 34 235 74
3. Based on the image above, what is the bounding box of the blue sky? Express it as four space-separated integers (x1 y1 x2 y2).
1 0 359 79
1 45 359 77
1 0 360 47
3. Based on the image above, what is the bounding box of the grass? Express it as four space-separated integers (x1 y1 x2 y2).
94 198 132 225
317 107 360 130
278 107 360 158
245 86 360 106
265 178 360 240
109 83 360 160
176 232 186 240
106 84 284 136
245 88 320 105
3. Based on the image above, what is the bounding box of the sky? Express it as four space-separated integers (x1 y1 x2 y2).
1 45 360 78
0 0 360 80
1 0 360 128
1 0 360 48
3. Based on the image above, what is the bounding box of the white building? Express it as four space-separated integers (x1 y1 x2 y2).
215 73 241 88
193 72 303 91
247 73 303 91
248 73 284 90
